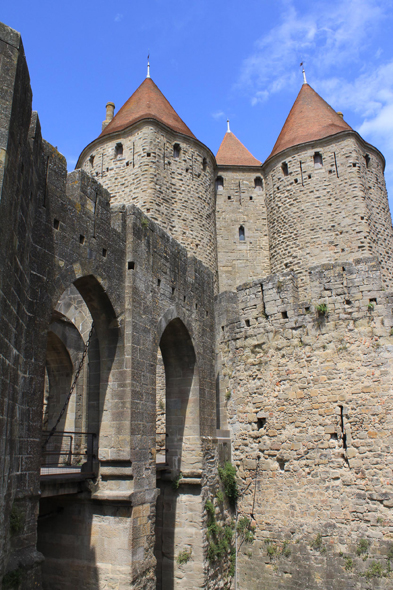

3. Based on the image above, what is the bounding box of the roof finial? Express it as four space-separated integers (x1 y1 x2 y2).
147 54 150 78
300 62 307 84
227 119 231 133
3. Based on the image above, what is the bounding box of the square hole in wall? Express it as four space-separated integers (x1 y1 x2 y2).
369 298 377 304
249 196 253 200
102 248 107 258
257 417 266 430
345 299 352 305
157 278 161 287
227 196 232 200
282 311 288 319
79 235 85 245
245 319 250 327
183 295 186 302
53 219 60 230
172 287 175 295
128 261 135 270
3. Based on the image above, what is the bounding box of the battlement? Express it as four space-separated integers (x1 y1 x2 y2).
217 256 393 339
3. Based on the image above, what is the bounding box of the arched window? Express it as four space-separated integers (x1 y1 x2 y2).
239 225 245 241
314 152 323 168
254 177 263 191
203 157 207 171
281 162 288 176
173 143 181 158
115 142 123 158
216 176 224 191
364 154 370 169
89 155 95 168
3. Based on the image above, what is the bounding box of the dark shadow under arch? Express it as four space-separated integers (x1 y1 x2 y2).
155 317 201 590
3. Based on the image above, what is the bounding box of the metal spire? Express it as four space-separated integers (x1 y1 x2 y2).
300 62 307 84
147 54 150 78
227 119 231 133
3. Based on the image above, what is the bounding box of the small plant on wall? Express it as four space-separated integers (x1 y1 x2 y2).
177 547 192 565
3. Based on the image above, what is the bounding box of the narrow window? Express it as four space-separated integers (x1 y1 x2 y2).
216 176 224 191
128 261 135 270
115 142 123 158
79 235 85 245
89 155 95 168
227 195 232 201
254 176 263 191
53 219 60 230
281 162 289 176
314 152 323 168
364 154 370 168
203 157 207 171
239 225 245 241
102 248 107 258
173 143 181 158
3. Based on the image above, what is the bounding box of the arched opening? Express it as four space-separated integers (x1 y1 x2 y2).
155 318 202 590
114 142 123 158
216 176 224 191
38 276 119 590
281 162 289 176
314 152 323 168
239 225 245 241
173 143 181 159
254 176 263 190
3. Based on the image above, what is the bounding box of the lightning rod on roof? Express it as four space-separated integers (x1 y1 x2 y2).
147 54 150 78
300 62 307 84
227 119 231 133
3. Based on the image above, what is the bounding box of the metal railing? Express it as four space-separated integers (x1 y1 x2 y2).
41 431 97 478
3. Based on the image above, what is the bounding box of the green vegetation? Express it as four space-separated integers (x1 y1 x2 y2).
9 504 24 536
344 557 353 571
225 389 231 401
218 462 238 507
3 569 23 590
310 533 326 553
315 303 328 316
356 538 369 556
141 217 149 229
215 490 224 504
281 540 291 558
265 539 277 558
177 548 192 565
363 561 385 579
172 472 182 490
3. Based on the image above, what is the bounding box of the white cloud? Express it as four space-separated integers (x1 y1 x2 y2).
114 13 123 23
238 0 387 104
211 111 225 120
237 0 393 200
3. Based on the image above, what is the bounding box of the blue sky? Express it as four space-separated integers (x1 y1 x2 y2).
3 0 393 210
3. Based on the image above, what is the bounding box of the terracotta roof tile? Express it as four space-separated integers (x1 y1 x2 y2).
267 83 352 160
216 131 261 167
99 77 195 139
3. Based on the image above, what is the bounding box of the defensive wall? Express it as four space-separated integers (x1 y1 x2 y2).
216 257 393 589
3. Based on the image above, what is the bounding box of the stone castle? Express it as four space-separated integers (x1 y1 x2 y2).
2 18 393 590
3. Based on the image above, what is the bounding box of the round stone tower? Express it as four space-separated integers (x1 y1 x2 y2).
76 73 217 276
262 80 393 296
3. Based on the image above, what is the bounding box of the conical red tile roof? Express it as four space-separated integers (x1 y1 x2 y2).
267 83 352 160
99 77 195 139
216 131 261 166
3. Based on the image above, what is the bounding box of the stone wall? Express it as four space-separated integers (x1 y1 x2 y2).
263 134 393 298
217 257 393 589
216 167 270 293
0 23 46 589
78 123 218 279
